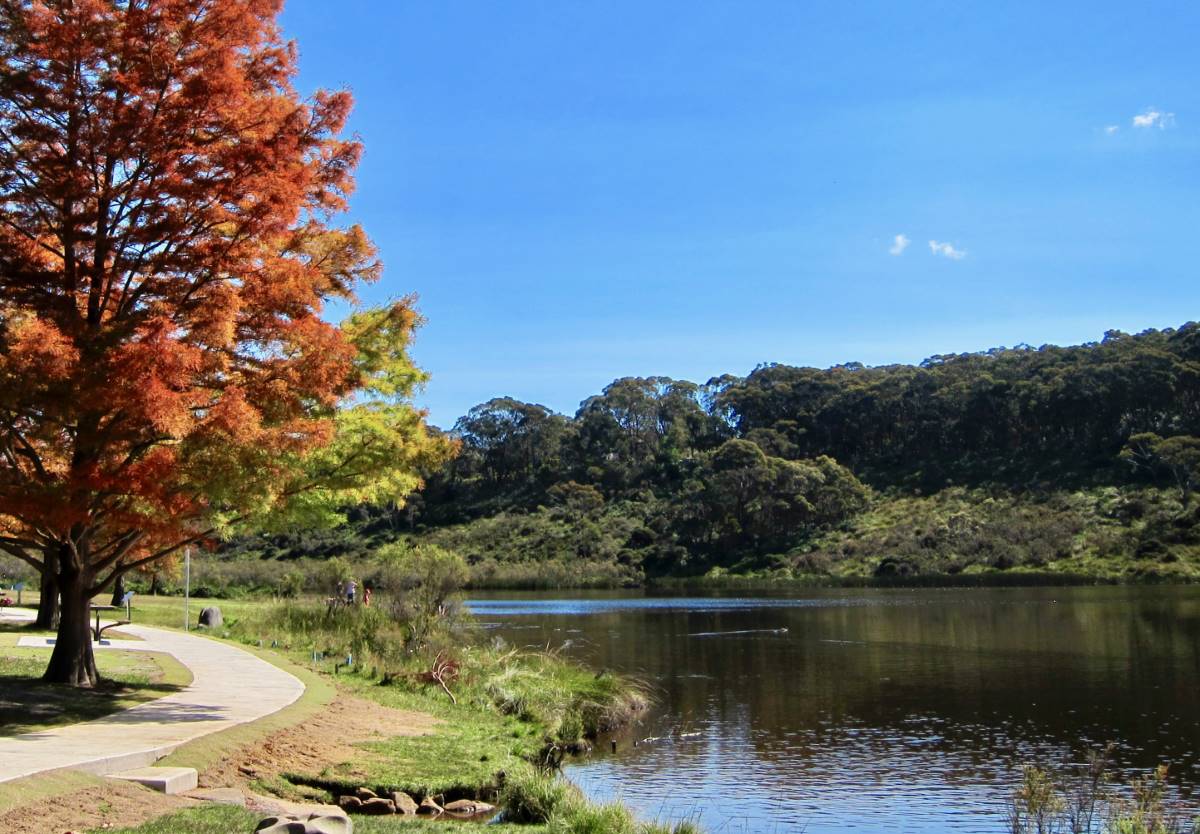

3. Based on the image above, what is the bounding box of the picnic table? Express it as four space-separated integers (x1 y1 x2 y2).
89 593 133 641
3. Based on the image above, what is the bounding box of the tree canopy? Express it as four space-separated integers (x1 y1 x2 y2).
0 0 448 685
409 325 1200 579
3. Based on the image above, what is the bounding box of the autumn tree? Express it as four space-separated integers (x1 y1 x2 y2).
0 0 449 685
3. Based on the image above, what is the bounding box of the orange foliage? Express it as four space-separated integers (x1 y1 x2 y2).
0 0 383 590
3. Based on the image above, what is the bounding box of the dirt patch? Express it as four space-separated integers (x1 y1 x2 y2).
0 778 192 834
201 691 437 788
0 692 436 833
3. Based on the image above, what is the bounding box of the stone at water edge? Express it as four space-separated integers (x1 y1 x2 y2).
416 796 444 815
391 791 419 814
360 797 396 815
254 812 352 834
198 606 223 628
353 786 377 800
337 795 362 812
444 798 497 815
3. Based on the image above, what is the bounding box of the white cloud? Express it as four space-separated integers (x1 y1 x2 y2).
889 234 910 256
1104 125 1120 135
929 240 967 260
1132 108 1175 129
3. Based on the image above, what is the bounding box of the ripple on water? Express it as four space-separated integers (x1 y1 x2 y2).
470 587 1200 833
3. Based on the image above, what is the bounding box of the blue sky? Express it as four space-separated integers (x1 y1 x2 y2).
280 1 1200 428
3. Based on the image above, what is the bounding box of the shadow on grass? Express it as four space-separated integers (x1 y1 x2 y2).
0 660 187 736
0 620 50 636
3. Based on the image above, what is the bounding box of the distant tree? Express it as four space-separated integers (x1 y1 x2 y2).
547 480 605 515
1122 433 1200 505
670 439 867 559
453 398 572 488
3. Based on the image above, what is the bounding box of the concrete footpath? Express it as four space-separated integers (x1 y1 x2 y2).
0 608 304 783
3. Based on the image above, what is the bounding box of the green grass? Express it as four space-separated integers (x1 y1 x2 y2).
10 591 268 631
0 638 192 735
89 804 546 833
121 594 265 631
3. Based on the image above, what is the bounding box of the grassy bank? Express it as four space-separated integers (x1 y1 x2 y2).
105 592 677 834
214 599 648 796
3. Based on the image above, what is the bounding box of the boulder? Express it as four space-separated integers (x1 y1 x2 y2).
443 798 496 816
390 791 419 815
254 812 352 834
198 606 223 628
359 797 395 815
416 796 443 816
353 787 377 800
336 796 362 813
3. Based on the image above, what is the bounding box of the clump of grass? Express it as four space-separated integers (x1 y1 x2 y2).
472 647 648 746
547 801 636 834
500 765 583 823
500 766 705 834
637 821 704 834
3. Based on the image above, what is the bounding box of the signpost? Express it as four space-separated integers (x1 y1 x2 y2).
183 547 191 632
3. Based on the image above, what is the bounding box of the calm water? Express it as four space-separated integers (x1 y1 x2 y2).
467 587 1200 833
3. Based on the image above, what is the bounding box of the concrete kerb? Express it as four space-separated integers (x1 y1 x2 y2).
0 618 306 784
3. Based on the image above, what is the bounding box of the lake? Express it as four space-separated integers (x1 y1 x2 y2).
467 586 1200 833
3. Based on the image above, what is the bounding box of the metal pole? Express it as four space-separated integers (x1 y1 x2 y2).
184 546 191 631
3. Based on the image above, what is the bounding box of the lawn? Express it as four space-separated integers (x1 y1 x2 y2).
0 623 192 735
8 591 267 632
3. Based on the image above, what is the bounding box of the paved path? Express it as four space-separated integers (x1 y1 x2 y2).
0 607 304 783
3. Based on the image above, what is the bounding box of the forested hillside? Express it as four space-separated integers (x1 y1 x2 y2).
219 324 1200 588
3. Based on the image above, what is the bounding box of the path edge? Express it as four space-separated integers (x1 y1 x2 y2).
0 640 333 814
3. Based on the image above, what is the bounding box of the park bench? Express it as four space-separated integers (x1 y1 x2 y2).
90 591 134 641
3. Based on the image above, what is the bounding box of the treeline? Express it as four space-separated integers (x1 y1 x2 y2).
219 324 1200 585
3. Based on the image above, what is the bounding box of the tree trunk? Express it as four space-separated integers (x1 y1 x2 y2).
110 572 126 607
35 550 60 630
43 567 99 687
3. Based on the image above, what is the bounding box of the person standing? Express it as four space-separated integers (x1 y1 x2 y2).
346 578 357 605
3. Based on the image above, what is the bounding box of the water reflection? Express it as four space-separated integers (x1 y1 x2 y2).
468 587 1200 833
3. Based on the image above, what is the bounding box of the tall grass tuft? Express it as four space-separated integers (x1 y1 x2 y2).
500 766 582 823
